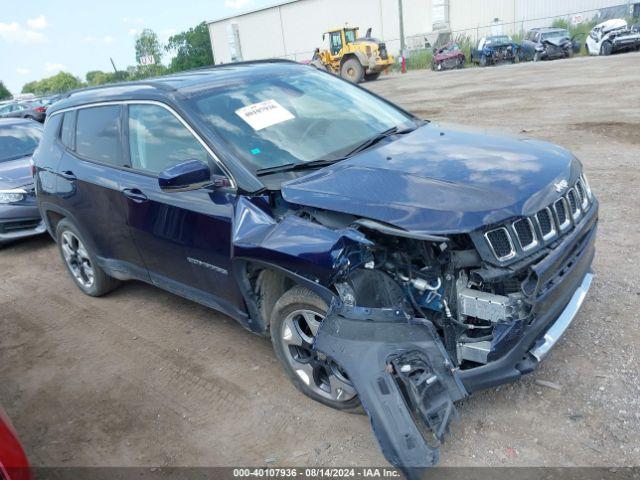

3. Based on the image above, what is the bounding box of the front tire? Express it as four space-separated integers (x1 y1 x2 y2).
56 219 119 297
364 72 381 81
601 42 612 56
270 286 360 411
340 58 364 83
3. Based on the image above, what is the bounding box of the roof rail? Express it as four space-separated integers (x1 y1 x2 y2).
160 58 299 76
57 59 300 100
58 80 177 101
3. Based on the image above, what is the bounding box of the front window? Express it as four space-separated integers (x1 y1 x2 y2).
486 35 512 45
128 104 221 175
0 123 42 162
541 30 569 41
189 67 414 174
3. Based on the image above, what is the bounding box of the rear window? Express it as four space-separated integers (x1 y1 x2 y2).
0 123 43 162
60 111 75 149
76 106 124 166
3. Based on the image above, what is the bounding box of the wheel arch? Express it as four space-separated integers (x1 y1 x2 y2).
231 259 337 336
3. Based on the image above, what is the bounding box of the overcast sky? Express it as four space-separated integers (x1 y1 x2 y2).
0 0 273 95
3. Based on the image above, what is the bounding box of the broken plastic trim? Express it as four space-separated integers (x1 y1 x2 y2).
314 303 467 478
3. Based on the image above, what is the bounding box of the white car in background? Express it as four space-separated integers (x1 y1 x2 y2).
585 19 640 55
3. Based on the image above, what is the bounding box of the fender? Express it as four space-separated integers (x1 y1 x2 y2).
230 196 372 334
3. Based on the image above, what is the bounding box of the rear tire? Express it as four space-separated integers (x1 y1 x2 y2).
364 72 381 81
270 286 361 412
340 58 365 83
56 219 119 297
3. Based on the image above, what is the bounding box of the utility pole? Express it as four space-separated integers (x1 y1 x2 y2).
110 57 118 74
398 0 406 73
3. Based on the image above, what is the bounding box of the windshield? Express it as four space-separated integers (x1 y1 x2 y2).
487 35 512 45
541 30 569 40
0 123 42 162
190 67 414 173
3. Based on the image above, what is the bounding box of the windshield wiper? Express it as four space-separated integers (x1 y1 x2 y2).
255 124 418 177
256 159 342 177
342 125 416 158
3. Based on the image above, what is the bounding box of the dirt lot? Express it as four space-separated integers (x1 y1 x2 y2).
1 53 639 469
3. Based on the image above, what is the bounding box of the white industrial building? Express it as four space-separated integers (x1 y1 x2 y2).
207 0 638 64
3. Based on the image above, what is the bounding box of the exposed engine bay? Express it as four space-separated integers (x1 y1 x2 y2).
298 206 532 370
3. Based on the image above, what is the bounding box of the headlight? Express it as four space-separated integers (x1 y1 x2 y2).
0 188 27 204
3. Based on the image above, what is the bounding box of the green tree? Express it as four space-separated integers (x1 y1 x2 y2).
135 28 163 65
21 81 38 94
21 72 81 95
165 22 214 73
86 70 108 85
0 81 11 100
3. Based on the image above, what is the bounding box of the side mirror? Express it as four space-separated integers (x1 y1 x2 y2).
158 159 212 192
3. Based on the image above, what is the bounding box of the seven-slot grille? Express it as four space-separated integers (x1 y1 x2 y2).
485 176 593 262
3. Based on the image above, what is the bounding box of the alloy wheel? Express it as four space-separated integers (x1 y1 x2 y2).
280 308 357 402
61 231 95 289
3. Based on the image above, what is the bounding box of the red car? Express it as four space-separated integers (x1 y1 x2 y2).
0 408 31 480
431 42 466 70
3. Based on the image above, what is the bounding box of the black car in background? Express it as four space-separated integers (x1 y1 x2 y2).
0 118 45 246
0 101 48 123
521 28 582 61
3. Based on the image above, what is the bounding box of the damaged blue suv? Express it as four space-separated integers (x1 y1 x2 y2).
34 60 597 474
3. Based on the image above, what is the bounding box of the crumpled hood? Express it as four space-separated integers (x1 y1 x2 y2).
542 36 571 47
281 124 581 235
0 156 34 190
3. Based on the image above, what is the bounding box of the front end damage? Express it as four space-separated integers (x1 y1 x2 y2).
231 182 597 474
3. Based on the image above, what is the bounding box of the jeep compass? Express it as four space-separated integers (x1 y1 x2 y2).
33 60 597 474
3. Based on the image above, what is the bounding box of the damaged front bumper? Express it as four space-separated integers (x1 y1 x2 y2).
314 206 597 475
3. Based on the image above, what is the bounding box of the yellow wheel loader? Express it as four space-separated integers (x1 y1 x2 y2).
310 27 394 83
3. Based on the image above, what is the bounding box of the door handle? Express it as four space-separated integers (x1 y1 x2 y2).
60 170 77 181
122 188 149 203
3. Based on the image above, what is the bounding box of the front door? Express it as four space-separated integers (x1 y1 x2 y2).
120 102 239 310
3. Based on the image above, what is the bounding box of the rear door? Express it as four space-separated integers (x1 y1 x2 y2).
119 102 238 307
56 104 148 278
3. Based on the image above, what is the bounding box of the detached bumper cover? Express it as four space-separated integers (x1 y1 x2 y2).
315 308 467 474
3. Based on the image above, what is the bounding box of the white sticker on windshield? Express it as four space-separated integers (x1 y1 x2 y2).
235 99 295 131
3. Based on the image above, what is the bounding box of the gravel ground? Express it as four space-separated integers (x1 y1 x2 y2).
0 52 638 470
